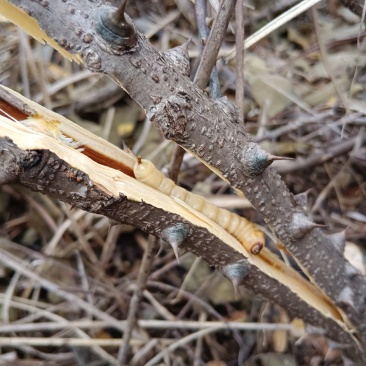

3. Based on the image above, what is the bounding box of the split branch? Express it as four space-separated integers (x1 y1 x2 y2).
0 86 363 362
1 0 366 362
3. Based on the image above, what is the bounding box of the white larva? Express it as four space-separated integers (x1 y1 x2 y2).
134 158 265 255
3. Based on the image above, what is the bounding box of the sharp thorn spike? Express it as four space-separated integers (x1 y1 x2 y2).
336 287 357 312
109 219 120 227
163 42 191 77
241 142 293 176
182 37 192 50
290 213 325 239
328 230 346 253
171 242 180 264
232 280 240 300
156 241 165 257
294 189 312 210
267 154 294 162
161 223 189 264
113 0 128 24
96 0 137 49
221 262 250 298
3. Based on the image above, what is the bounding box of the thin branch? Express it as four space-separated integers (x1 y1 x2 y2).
169 146 186 182
235 0 245 123
117 236 160 364
194 0 236 90
277 136 364 174
195 0 221 98
0 319 298 333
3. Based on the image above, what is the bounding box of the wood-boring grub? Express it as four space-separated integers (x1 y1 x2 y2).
133 157 265 255
1 0 366 361
0 134 362 362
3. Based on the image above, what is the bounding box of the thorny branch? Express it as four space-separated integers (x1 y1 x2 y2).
0 125 361 362
1 0 366 362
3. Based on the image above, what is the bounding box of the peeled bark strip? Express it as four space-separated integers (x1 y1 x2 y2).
1 0 366 359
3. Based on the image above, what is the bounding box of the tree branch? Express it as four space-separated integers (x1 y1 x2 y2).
1 0 366 361
0 85 363 362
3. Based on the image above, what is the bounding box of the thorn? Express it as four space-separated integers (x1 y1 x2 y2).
232 280 239 300
170 242 180 264
156 240 165 257
109 219 120 227
267 154 294 162
113 0 128 24
336 287 357 312
221 262 251 299
294 189 311 211
290 213 325 239
241 143 292 176
96 0 137 49
163 40 191 77
182 37 192 50
161 223 190 264
214 96 238 116
345 262 359 279
328 230 346 253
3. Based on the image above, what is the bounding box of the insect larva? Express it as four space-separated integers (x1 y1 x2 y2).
134 158 265 255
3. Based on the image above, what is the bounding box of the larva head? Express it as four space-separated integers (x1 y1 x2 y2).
134 158 162 188
250 242 264 255
240 142 292 176
221 261 251 299
161 223 190 263
95 1 137 50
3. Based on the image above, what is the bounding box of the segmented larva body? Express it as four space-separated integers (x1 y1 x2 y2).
134 158 265 255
